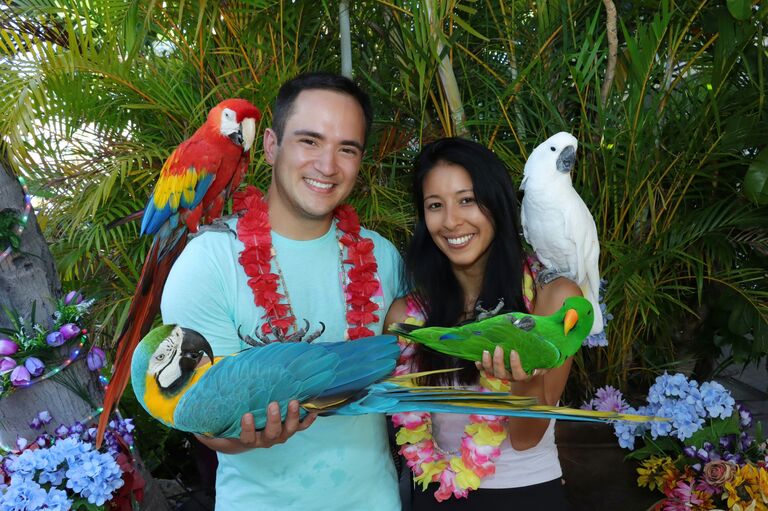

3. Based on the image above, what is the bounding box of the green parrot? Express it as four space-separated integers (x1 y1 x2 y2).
130 322 656 438
390 296 594 373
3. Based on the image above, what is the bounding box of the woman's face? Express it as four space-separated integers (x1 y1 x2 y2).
422 162 495 273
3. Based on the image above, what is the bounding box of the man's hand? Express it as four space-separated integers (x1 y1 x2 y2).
195 400 317 454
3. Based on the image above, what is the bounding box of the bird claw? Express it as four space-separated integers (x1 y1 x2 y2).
237 319 325 346
511 316 536 331
475 299 505 320
189 218 237 239
536 269 575 286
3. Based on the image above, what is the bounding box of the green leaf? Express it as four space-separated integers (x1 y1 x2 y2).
726 0 752 20
744 147 768 205
625 436 681 460
686 414 741 449
728 300 753 336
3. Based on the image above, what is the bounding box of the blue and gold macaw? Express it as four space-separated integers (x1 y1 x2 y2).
131 325 653 438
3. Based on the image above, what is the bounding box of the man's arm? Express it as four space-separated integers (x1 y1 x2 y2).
162 232 316 452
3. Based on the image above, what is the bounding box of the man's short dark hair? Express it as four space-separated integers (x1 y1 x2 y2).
271 72 373 145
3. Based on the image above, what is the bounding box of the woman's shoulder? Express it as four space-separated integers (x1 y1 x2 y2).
385 294 426 327
533 277 582 315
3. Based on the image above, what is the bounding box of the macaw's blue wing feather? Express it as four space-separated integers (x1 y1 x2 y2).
173 336 399 437
316 335 399 396
174 342 340 437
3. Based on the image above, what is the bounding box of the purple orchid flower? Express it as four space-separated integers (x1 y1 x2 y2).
58 323 80 341
0 356 17 374
10 365 31 386
45 331 65 347
0 338 19 356
24 357 44 377
86 346 106 371
64 291 84 305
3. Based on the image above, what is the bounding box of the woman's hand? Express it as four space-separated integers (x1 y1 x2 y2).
475 345 549 383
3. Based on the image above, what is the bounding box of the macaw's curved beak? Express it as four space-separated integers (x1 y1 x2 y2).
179 328 215 372
563 309 578 336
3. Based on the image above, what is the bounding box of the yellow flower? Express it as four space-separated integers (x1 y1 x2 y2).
465 423 507 446
636 456 672 491
450 458 481 491
396 423 430 445
479 373 511 392
414 460 447 490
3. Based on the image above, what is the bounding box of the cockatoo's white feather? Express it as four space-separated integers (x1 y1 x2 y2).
520 132 603 335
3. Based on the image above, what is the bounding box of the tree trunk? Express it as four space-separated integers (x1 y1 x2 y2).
0 157 169 510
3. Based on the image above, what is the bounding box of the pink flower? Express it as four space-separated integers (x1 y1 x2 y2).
702 460 737 487
0 356 17 374
401 441 436 472
10 365 31 386
0 338 19 356
392 412 429 429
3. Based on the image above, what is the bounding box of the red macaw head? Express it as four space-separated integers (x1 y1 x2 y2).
209 99 262 152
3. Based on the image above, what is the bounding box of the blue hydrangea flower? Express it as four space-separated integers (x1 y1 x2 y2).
64 449 124 506
0 479 48 511
699 381 735 419
583 280 612 348
42 487 71 511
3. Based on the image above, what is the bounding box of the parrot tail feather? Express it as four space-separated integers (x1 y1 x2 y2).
96 230 189 447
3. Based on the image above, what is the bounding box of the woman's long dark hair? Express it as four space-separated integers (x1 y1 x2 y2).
406 137 527 385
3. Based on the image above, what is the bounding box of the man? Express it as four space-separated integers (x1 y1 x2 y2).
161 73 403 510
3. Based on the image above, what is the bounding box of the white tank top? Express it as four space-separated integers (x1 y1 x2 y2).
430 412 562 488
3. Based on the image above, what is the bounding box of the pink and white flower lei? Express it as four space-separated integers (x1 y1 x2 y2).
391 301 511 502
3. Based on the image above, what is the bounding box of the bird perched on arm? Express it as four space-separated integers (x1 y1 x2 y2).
390 296 594 373
520 132 603 335
130 324 654 438
97 99 261 446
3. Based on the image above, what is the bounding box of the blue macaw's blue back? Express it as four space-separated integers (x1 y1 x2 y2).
162 219 404 511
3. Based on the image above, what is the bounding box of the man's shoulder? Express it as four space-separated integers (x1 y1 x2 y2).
359 226 397 252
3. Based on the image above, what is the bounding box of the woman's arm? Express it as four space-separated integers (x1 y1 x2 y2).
479 277 582 450
384 296 411 331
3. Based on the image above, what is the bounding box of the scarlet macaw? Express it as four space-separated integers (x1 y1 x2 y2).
97 99 261 446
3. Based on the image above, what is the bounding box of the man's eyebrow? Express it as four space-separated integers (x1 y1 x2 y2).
292 130 364 152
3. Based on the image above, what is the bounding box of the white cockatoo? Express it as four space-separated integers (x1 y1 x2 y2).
520 132 603 335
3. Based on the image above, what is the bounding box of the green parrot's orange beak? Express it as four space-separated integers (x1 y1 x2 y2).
564 309 578 336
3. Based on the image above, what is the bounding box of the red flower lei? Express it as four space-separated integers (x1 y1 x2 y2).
233 185 380 340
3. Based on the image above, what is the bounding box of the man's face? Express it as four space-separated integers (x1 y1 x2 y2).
264 89 366 231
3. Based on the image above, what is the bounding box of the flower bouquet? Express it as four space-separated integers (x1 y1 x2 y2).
0 411 144 510
0 291 106 398
583 373 768 510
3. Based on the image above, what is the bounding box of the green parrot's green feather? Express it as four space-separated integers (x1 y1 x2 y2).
391 296 595 373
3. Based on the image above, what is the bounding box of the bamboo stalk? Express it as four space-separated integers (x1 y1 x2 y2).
340 0 352 78
600 0 618 106
425 0 467 137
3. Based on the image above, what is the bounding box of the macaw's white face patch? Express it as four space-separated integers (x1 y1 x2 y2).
148 326 184 389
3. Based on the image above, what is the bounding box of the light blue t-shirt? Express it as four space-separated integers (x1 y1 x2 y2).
161 217 404 511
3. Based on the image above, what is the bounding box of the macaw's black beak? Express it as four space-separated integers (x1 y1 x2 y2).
228 128 244 147
556 145 576 173
179 327 214 372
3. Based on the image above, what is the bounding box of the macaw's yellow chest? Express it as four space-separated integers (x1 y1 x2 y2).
143 368 208 425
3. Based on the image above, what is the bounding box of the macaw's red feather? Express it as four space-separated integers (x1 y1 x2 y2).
96 98 261 447
96 232 188 446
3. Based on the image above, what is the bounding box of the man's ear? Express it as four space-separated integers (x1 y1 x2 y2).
263 128 278 165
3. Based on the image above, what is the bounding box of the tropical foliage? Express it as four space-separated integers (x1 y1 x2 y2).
0 0 766 403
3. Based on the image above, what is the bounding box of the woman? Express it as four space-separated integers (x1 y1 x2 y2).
386 138 579 509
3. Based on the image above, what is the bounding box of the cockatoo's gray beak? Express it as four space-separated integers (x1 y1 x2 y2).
556 146 576 173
